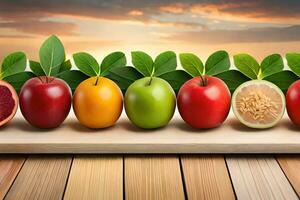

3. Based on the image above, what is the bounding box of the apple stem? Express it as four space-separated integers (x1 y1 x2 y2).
148 76 153 86
199 75 208 86
37 76 43 83
94 76 99 86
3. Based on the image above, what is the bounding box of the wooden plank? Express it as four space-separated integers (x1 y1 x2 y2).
64 155 123 200
125 156 185 200
1 112 300 153
181 155 235 200
5 155 72 200
0 156 25 199
277 155 300 196
226 156 298 200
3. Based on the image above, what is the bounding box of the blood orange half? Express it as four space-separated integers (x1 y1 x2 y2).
0 80 18 127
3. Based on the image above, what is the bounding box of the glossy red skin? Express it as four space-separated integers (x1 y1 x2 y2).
286 80 300 127
19 76 72 129
177 76 231 129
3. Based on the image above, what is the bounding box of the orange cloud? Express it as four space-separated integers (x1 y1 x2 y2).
190 2 300 23
159 4 186 14
128 10 144 16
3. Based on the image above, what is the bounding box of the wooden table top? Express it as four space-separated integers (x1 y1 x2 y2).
0 155 299 200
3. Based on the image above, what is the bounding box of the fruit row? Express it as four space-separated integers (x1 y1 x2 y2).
1 35 300 130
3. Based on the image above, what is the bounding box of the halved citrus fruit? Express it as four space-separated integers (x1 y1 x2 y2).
0 80 18 127
232 80 285 129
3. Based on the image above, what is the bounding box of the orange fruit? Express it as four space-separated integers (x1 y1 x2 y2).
73 77 123 129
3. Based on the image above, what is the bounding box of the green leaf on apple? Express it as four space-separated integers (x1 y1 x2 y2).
153 51 177 76
3 71 35 93
179 53 204 77
259 54 283 79
205 50 230 76
100 51 126 76
106 66 143 94
263 70 299 93
73 52 100 77
58 70 89 93
233 53 260 79
0 51 27 79
29 60 44 76
286 53 300 77
159 70 192 94
39 35 65 76
215 70 251 93
30 59 72 76
131 51 154 76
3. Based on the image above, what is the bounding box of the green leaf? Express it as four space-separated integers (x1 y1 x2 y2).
73 52 100 77
106 66 143 94
205 50 230 76
234 54 260 79
30 59 72 76
179 53 203 77
159 70 192 94
215 70 251 93
153 51 177 76
3 71 35 93
58 70 89 93
58 59 72 74
39 35 65 76
286 53 300 77
29 60 45 76
259 54 283 79
100 52 126 76
131 51 153 76
264 70 299 93
0 52 26 79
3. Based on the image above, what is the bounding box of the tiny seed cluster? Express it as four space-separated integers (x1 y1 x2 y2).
237 92 279 122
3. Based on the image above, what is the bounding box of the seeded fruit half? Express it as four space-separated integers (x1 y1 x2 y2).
232 80 285 129
0 80 18 127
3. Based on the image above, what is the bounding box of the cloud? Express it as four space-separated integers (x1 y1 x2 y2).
159 3 187 14
0 20 77 36
163 25 300 44
1 0 300 39
189 1 300 23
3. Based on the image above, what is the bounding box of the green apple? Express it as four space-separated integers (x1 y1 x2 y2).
125 77 176 129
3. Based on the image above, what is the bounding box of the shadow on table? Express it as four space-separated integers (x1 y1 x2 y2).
117 120 167 133
7 120 59 133
280 119 300 132
68 120 115 133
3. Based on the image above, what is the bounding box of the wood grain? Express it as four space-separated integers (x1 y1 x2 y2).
0 156 25 199
181 155 235 200
64 155 123 200
125 156 185 200
226 156 298 200
5 155 72 200
277 155 300 196
1 112 300 153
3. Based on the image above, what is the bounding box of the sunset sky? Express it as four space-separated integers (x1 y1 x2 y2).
1 0 300 63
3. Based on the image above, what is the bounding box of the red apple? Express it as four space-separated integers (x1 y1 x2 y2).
19 76 72 129
286 80 300 127
177 76 231 129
